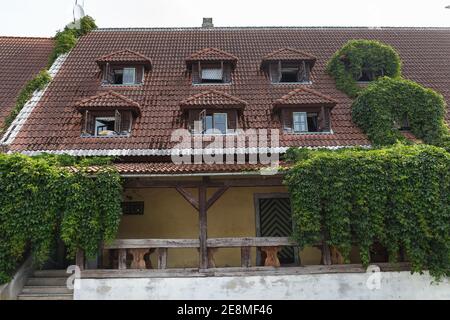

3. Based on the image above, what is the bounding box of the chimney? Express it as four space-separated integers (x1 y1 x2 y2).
202 18 214 28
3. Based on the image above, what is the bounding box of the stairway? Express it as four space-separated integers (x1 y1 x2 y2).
18 270 73 300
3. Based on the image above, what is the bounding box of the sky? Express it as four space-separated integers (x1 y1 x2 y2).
0 0 450 37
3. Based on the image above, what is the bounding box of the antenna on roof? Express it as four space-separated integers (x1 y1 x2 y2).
73 0 86 23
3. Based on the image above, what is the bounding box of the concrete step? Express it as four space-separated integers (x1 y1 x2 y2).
22 286 73 295
17 293 73 300
33 270 70 278
26 277 69 287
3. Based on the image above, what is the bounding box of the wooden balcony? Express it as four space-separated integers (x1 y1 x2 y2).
76 237 411 278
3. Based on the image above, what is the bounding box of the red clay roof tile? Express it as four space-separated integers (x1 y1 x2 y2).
96 49 152 67
180 90 247 110
75 91 141 115
0 37 54 129
8 27 450 152
274 87 338 108
186 47 238 65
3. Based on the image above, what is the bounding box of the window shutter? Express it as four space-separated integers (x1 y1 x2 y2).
120 111 132 133
83 110 95 135
270 62 280 83
282 110 292 132
106 63 114 84
199 109 206 133
223 63 232 83
192 63 201 84
188 110 200 132
114 110 122 134
227 110 237 131
297 61 306 82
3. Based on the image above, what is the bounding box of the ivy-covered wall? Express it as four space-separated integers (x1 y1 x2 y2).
0 154 122 284
284 145 450 280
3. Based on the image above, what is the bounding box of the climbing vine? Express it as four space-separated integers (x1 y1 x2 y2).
326 39 402 97
284 145 450 280
0 154 122 284
352 77 450 147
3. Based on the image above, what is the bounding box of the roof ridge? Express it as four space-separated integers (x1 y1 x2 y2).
92 26 450 32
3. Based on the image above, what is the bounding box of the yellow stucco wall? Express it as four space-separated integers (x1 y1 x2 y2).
117 185 326 268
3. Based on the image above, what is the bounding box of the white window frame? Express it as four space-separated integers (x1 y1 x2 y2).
122 67 136 85
293 112 308 133
213 113 228 134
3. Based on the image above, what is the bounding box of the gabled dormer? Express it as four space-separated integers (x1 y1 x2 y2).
186 48 238 85
180 90 247 134
75 91 141 137
96 49 152 86
273 88 337 134
261 48 316 84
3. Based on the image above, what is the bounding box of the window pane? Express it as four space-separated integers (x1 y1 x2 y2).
203 115 213 133
293 112 308 132
202 68 223 80
213 113 227 134
95 117 116 136
123 68 136 84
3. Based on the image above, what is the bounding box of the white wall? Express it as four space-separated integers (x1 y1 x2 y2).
75 271 450 300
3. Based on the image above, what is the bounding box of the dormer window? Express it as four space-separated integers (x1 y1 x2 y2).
75 91 141 138
261 48 316 84
273 88 337 134
200 63 224 84
180 90 247 135
96 49 152 86
186 48 238 85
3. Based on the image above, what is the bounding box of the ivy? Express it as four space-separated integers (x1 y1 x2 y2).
284 145 450 280
326 40 402 97
1 70 51 133
0 154 122 284
352 77 450 147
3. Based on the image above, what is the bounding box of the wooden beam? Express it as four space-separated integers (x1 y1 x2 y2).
207 237 297 248
76 249 85 271
175 186 199 210
241 247 251 268
118 249 127 270
105 239 200 249
157 248 168 269
206 186 229 210
124 177 284 189
198 184 208 269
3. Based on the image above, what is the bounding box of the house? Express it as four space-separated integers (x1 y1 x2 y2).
0 37 54 131
2 20 450 299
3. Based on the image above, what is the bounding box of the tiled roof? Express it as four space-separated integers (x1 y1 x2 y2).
0 37 54 129
262 47 317 62
96 49 152 66
186 47 239 64
274 87 338 109
180 90 247 110
75 91 141 115
8 27 450 153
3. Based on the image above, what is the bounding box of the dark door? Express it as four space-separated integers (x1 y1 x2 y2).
257 196 295 265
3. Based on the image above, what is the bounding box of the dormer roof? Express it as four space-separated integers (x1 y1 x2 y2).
75 91 141 116
186 48 238 67
96 49 152 68
273 87 337 110
261 48 316 68
180 90 247 110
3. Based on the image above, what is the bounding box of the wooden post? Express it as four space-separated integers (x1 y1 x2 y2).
76 249 85 271
321 242 332 265
118 249 127 270
199 184 208 270
241 247 251 268
157 248 168 269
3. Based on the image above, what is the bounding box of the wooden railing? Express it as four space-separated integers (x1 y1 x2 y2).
99 237 298 270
